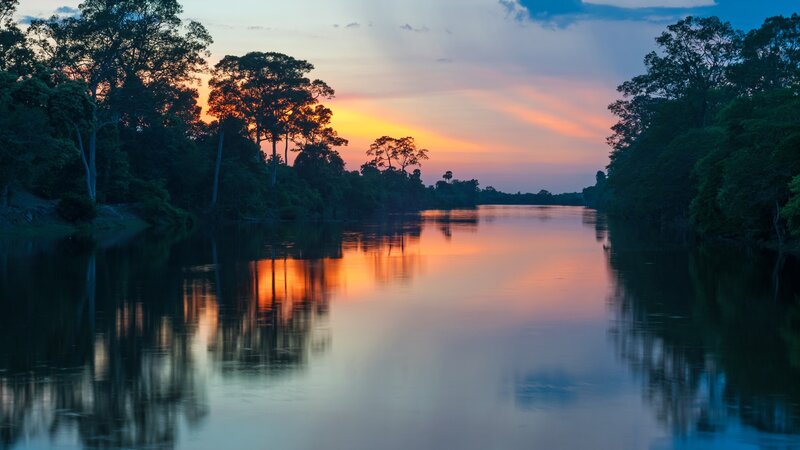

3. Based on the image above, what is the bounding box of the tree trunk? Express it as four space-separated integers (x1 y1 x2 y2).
88 127 98 201
773 201 786 247
210 128 225 210
74 124 95 200
284 133 289 166
271 138 278 186
772 252 785 303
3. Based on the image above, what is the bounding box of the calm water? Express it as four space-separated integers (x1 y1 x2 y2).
1 206 800 450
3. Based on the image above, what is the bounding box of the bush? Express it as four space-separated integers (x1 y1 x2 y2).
140 197 193 228
57 193 97 223
130 178 193 228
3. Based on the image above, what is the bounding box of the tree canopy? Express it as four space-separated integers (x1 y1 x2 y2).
599 13 800 243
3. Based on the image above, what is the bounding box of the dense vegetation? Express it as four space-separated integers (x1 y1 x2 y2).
591 14 800 244
480 186 583 206
0 0 585 229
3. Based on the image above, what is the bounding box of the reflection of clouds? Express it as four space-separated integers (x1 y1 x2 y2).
514 370 578 408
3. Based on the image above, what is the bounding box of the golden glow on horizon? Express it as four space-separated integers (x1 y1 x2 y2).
330 101 483 154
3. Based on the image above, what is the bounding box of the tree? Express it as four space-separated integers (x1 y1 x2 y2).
207 52 333 187
393 137 429 173
206 57 249 211
0 0 33 74
366 136 429 174
610 16 741 149
0 73 76 205
604 16 743 223
443 171 453 183
29 0 211 201
730 14 800 93
292 104 347 150
366 136 397 170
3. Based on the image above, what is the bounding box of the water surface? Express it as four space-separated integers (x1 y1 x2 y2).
1 206 799 449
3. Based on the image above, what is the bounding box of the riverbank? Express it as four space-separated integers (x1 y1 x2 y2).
0 191 149 239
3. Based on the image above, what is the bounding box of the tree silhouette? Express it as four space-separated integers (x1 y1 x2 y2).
367 136 398 171
366 136 428 173
207 52 334 186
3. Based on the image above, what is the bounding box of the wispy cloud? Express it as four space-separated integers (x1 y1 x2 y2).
400 23 430 33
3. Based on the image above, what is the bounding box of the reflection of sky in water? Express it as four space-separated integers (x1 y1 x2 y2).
2 206 800 449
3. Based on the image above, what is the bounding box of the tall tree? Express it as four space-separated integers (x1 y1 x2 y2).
207 52 333 186
29 0 211 200
610 16 742 149
207 58 248 211
366 136 428 173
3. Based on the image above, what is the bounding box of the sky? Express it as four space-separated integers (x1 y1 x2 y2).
16 0 800 193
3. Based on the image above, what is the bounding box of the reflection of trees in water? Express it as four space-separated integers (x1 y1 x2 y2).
607 221 800 437
581 208 607 243
0 216 451 448
421 209 479 240
0 237 208 449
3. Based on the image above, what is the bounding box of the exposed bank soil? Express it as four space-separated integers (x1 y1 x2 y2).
0 190 148 237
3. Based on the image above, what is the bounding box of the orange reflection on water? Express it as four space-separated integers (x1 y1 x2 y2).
148 207 607 373
254 258 340 325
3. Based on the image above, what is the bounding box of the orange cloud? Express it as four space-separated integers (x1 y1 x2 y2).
465 89 606 141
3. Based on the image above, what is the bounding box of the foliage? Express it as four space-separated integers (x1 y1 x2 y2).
604 14 800 243
57 192 97 223
207 52 335 186
782 175 800 237
582 171 607 209
0 0 33 74
480 187 584 206
366 136 429 173
130 179 193 228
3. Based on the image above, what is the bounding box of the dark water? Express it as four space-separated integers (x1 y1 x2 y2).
1 206 800 449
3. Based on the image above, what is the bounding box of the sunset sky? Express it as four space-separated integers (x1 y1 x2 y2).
17 0 800 192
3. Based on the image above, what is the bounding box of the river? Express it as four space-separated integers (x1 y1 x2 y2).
1 206 799 449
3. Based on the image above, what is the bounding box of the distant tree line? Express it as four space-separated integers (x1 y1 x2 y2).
589 14 800 244
480 186 583 206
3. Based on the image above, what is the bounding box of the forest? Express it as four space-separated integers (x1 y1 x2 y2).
587 14 800 245
2 0 555 229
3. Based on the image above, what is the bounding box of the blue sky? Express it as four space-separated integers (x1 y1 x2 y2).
510 0 798 28
17 0 800 193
